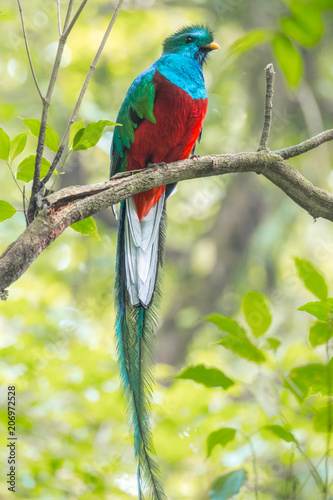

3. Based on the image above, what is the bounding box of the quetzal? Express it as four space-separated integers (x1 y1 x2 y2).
110 25 219 499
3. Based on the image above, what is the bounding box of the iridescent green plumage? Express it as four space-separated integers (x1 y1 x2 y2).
111 70 156 176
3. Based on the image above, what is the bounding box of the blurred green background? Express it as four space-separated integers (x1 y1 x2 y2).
1 0 333 498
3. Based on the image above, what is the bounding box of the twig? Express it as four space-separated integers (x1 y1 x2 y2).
41 0 125 186
57 0 62 37
272 129 333 160
258 63 275 151
283 447 295 500
325 325 333 497
22 186 28 227
279 413 324 490
242 433 259 500
63 0 75 33
295 454 326 497
63 0 89 38
27 0 90 223
16 0 44 102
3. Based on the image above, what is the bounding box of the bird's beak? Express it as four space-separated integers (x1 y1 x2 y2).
201 41 220 51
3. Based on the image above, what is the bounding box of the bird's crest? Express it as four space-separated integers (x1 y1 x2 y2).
162 24 214 53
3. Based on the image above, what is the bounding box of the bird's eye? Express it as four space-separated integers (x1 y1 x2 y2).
185 36 193 44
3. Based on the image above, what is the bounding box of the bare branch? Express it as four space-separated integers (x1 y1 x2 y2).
272 129 333 159
41 0 125 186
27 0 96 223
16 0 44 101
258 63 275 151
57 0 62 37
63 0 75 33
1 147 333 296
63 0 89 38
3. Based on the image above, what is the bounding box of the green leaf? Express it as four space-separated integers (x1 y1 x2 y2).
219 334 265 363
210 469 247 500
207 428 236 457
242 291 272 337
298 300 333 321
309 320 333 347
23 118 60 152
208 314 265 363
273 34 303 87
294 258 328 301
206 314 246 338
228 29 272 56
17 155 51 182
69 120 85 149
0 127 10 161
267 337 281 350
70 216 99 238
263 425 297 443
176 364 234 390
284 363 329 402
313 406 333 433
0 200 17 222
10 132 28 161
281 1 324 47
317 0 333 7
73 120 117 151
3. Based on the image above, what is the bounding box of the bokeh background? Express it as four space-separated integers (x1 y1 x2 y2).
1 0 333 498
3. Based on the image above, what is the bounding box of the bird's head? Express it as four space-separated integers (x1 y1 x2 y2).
162 25 219 66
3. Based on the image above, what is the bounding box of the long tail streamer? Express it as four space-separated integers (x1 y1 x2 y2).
115 201 167 500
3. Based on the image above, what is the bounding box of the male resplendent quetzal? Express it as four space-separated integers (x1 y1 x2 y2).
110 25 219 499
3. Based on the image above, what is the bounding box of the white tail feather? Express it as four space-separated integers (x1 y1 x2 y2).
124 194 165 307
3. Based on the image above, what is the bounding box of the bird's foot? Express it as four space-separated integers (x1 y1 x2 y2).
190 154 201 160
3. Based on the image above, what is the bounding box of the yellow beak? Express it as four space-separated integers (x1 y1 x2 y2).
202 41 220 51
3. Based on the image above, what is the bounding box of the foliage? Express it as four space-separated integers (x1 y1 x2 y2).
175 258 333 498
229 0 333 87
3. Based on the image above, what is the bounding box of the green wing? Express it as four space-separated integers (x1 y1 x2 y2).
110 67 157 177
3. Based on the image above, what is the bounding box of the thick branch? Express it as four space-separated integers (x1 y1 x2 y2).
1 149 333 296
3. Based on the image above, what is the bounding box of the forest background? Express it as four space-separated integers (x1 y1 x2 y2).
1 0 333 499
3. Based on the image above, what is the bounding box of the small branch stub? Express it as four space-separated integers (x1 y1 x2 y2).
258 63 276 152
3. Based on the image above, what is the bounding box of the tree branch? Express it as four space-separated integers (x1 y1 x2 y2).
1 142 333 296
26 0 91 224
16 0 44 102
57 0 62 37
272 129 333 159
26 2 75 221
63 0 75 33
63 0 89 38
258 63 275 151
41 0 125 187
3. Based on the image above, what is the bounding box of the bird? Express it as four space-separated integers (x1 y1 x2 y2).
110 24 219 500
